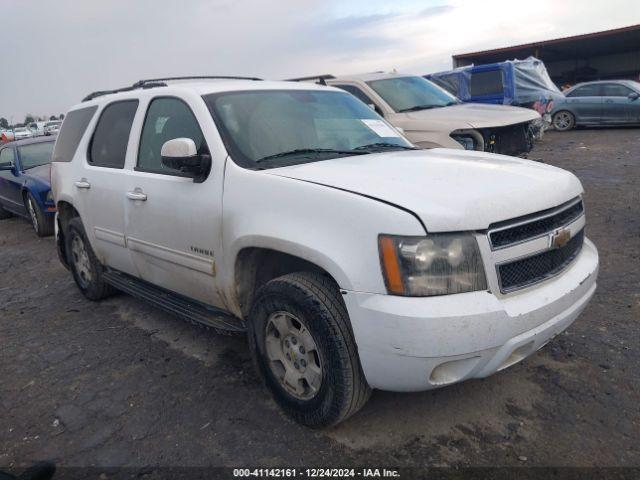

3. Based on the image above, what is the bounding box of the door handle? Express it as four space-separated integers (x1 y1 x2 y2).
126 190 147 201
604 99 614 103
74 180 91 189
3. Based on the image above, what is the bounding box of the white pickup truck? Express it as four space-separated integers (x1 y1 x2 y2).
51 76 598 427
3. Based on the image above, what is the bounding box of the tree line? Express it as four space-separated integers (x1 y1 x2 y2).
0 114 65 130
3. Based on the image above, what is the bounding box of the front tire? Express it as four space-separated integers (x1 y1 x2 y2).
248 271 371 427
553 110 575 131
65 217 115 301
25 192 54 237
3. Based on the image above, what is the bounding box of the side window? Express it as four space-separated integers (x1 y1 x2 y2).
53 106 98 162
137 97 208 175
334 84 378 108
0 147 15 164
334 84 384 116
601 84 633 97
0 148 15 178
89 100 138 168
469 70 503 96
567 84 600 97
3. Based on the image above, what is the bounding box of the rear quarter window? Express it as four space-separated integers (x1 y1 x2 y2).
52 106 98 162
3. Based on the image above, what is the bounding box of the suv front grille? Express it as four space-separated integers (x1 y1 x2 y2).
490 199 584 249
497 229 584 293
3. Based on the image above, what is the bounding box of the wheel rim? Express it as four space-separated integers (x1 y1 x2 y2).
264 311 322 400
554 112 573 130
71 235 93 287
27 197 38 232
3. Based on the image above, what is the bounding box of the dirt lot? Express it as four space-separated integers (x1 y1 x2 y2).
1 129 639 475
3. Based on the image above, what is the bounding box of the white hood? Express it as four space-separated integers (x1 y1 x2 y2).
400 103 540 130
266 149 582 232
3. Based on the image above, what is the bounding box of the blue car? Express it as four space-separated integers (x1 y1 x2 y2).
0 137 56 236
551 80 640 131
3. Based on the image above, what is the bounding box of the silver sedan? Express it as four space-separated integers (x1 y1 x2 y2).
551 80 640 131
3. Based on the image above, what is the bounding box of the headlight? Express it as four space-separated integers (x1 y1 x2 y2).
379 234 487 296
46 191 54 203
451 135 475 150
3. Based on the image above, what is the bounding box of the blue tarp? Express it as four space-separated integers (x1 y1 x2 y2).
427 57 562 114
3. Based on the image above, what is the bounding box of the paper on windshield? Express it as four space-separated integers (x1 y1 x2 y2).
360 119 401 138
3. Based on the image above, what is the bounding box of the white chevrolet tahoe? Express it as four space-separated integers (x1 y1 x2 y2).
51 76 598 427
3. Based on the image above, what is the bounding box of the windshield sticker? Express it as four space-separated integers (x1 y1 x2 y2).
360 119 401 138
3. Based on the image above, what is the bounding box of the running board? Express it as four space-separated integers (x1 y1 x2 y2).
102 270 246 335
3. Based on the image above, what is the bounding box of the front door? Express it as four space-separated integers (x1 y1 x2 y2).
600 83 637 124
124 96 226 308
0 146 25 215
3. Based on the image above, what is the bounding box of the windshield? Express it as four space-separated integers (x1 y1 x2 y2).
204 89 413 169
18 141 54 169
367 76 461 112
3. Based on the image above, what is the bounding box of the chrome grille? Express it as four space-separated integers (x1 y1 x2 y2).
489 199 584 250
497 229 584 293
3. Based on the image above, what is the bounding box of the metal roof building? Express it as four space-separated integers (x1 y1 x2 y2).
452 24 640 86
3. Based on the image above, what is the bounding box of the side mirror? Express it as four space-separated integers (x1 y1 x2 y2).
161 138 211 183
628 92 639 101
0 161 14 171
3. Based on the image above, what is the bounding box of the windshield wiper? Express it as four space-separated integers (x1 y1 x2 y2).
256 148 369 163
398 105 440 112
353 142 418 151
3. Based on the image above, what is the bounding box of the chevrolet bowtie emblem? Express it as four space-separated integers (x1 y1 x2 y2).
551 228 571 249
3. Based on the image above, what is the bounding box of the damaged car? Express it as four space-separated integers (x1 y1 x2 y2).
52 77 597 427
294 72 544 156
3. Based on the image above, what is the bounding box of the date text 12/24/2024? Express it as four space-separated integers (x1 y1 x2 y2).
233 469 400 478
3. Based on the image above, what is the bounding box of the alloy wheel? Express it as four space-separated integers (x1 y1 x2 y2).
553 112 573 131
27 197 38 232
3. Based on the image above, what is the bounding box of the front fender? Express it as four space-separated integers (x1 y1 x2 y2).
220 161 426 301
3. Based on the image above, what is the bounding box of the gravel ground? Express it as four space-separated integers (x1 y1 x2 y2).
0 129 638 476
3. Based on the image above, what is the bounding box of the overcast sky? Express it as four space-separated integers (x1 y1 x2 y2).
1 0 638 122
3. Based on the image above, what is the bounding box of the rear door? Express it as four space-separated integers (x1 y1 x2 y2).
600 83 636 124
565 84 602 123
124 94 226 307
73 100 139 275
0 146 24 215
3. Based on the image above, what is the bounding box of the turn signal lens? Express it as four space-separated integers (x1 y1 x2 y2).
378 235 405 295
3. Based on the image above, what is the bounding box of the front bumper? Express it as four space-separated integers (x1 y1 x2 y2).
343 238 598 391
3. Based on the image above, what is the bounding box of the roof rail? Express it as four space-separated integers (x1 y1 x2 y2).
82 75 263 102
285 74 335 85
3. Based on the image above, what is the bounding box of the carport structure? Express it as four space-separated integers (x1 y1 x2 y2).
452 24 640 86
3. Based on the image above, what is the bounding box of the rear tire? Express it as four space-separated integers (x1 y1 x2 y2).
552 110 575 131
25 192 54 237
65 217 116 301
248 271 371 427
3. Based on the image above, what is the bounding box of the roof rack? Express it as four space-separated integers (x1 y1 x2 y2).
82 75 264 102
285 74 335 85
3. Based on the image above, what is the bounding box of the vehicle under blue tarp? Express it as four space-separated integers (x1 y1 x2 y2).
427 57 563 117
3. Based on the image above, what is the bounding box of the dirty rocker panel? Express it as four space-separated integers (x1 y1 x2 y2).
102 269 245 333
